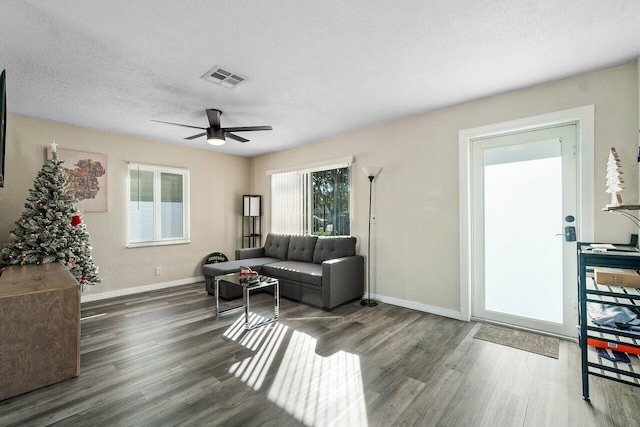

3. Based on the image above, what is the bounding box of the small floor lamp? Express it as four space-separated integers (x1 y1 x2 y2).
361 166 381 307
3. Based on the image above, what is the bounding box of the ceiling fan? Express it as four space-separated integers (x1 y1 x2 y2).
153 109 272 146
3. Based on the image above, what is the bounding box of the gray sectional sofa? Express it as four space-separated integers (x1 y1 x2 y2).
202 233 364 310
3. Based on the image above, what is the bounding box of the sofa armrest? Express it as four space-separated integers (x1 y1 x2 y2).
321 255 364 310
235 247 266 260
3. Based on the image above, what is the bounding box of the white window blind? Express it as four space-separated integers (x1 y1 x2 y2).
271 171 308 235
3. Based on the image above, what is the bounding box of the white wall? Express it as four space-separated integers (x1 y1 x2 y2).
251 61 639 317
0 115 251 296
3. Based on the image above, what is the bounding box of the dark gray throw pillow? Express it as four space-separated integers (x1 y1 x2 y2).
263 234 291 260
287 235 318 263
312 236 356 264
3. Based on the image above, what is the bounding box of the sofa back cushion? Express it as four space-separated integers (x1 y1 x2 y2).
263 234 291 260
313 236 357 264
287 235 318 263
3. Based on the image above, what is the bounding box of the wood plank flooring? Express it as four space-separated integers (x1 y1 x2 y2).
1 283 639 426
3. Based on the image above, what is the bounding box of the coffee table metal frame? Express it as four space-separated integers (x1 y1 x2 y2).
214 272 279 330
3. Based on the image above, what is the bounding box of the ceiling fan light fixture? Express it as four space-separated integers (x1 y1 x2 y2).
153 108 271 146
207 136 225 146
206 128 226 146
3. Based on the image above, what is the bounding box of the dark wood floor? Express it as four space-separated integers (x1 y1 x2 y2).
1 283 639 426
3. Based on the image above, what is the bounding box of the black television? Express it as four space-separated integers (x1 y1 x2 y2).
0 69 5 188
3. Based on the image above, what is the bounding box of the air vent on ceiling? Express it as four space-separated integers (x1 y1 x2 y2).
201 65 247 89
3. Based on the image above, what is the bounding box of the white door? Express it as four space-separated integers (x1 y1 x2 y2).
471 124 578 338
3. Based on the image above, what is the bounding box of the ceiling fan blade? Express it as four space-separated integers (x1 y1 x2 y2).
152 120 206 130
185 133 206 140
223 125 272 132
226 133 249 143
206 109 222 129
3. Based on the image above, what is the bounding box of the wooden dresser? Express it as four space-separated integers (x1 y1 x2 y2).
0 263 80 401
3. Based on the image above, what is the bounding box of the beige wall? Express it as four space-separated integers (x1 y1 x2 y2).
0 115 250 296
251 61 639 316
1 62 637 311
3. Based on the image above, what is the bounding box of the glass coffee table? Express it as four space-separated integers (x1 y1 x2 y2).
213 272 279 330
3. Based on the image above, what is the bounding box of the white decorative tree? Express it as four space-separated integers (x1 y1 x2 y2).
1 142 101 286
605 147 624 207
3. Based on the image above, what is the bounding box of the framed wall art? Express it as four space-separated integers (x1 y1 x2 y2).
47 147 108 212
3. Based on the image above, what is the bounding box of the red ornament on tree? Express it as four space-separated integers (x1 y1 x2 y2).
71 213 82 227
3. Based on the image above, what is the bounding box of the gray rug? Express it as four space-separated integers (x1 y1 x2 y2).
473 323 559 359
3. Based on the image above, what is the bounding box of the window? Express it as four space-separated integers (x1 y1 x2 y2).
311 168 350 236
128 163 189 247
270 157 351 236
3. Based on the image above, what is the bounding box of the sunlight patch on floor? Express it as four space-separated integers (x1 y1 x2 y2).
226 315 289 390
223 317 368 426
267 330 368 427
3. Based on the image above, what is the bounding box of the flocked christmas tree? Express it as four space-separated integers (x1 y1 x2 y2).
1 142 101 286
605 147 624 207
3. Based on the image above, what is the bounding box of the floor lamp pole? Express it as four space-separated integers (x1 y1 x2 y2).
361 175 378 307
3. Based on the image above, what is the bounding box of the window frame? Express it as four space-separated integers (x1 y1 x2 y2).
127 162 190 248
269 157 353 236
307 166 351 236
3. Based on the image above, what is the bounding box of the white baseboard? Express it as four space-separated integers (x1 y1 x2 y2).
370 293 463 320
81 276 205 303
81 279 462 321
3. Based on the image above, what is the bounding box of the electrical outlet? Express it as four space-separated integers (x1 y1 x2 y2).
155 267 161 276
371 215 377 223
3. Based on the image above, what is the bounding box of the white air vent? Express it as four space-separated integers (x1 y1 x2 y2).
201 65 247 88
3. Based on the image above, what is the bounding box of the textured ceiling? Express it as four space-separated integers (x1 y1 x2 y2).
1 1 639 157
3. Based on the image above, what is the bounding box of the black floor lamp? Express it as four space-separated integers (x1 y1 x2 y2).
361 166 381 307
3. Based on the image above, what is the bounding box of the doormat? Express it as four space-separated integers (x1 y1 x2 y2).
473 323 559 359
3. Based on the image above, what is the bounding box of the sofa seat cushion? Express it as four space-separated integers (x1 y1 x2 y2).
287 235 318 263
264 234 291 260
202 258 280 277
312 236 357 264
262 261 322 287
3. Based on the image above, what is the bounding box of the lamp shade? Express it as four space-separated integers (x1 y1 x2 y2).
362 166 381 179
207 128 226 146
243 195 261 217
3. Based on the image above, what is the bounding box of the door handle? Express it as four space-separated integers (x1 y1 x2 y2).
558 226 576 242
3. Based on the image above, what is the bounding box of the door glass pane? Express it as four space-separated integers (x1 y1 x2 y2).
129 170 154 241
483 139 563 323
160 172 183 239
